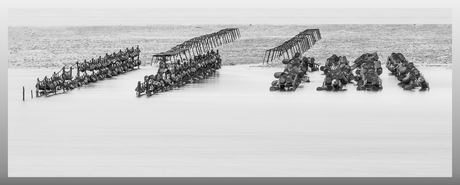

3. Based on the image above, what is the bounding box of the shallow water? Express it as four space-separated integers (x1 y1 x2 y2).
8 66 452 177
8 24 452 69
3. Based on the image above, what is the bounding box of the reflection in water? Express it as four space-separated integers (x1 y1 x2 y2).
8 66 452 177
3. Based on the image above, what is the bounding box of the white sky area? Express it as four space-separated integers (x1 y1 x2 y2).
6 9 451 26
3 0 455 26
3 0 457 8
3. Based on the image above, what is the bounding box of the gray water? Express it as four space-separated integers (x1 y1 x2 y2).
8 66 452 177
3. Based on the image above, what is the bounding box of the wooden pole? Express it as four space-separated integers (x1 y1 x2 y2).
23 86 25 101
265 50 270 65
77 62 80 78
31 90 33 99
270 50 275 63
208 37 213 50
296 44 301 55
192 46 196 57
211 36 217 48
269 50 273 63
269 50 274 64
205 38 210 52
262 51 265 65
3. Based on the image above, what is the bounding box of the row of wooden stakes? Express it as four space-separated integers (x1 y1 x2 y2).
263 29 322 64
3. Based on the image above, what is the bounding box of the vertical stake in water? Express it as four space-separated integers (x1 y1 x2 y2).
77 62 80 78
31 90 33 99
23 86 25 101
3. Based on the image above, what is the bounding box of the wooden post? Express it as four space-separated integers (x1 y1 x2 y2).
151 55 154 66
210 37 214 49
183 51 188 60
270 49 276 62
297 43 301 54
198 41 203 54
202 41 206 53
264 50 269 65
31 90 33 99
204 38 209 52
209 36 217 49
23 86 25 101
302 39 307 53
77 62 80 78
188 50 192 59
267 50 272 64
210 37 216 48
310 35 317 46
262 51 267 65
207 38 211 51
202 39 206 52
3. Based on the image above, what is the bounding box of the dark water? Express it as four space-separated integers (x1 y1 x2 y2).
8 66 451 177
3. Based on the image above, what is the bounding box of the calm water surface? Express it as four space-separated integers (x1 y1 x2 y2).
8 66 452 177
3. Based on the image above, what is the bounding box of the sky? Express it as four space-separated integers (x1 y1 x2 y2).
4 0 456 8
8 8 451 26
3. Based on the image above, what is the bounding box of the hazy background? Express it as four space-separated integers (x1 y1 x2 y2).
8 9 451 26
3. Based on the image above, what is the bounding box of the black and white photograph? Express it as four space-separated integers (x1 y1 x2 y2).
7 0 452 178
